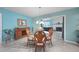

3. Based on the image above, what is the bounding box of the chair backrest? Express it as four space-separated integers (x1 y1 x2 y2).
26 27 30 36
34 31 46 43
48 28 53 37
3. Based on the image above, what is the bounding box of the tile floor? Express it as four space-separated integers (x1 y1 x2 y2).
0 31 79 52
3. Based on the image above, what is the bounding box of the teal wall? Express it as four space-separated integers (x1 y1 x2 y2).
0 8 33 44
33 8 79 42
1 7 79 43
0 8 33 30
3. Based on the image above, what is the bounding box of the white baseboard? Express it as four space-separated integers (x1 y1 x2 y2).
64 40 79 45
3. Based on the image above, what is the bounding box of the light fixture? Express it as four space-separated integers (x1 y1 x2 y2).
39 21 44 25
36 20 39 24
36 7 41 26
36 20 44 24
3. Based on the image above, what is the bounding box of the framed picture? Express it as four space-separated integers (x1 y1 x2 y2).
17 19 26 26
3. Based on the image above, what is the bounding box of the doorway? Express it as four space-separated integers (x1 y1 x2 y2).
51 15 66 41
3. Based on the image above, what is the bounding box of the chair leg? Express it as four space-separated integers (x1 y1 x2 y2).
27 39 29 47
50 39 53 46
27 42 28 47
43 46 45 52
43 44 45 52
35 45 37 52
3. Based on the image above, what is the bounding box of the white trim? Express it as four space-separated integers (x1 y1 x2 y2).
51 15 66 41
63 15 66 41
64 39 79 45
0 13 2 46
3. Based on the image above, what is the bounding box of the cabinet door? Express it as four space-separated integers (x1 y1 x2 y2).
15 29 22 39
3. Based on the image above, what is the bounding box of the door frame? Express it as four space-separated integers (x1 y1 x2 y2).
51 15 66 41
0 13 2 45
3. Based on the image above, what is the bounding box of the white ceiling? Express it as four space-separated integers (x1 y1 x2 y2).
4 7 74 17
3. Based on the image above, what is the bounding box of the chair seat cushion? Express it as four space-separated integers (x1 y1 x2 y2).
28 37 33 40
47 37 51 39
37 43 43 45
28 35 34 40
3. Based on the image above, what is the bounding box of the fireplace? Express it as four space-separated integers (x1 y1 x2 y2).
22 30 27 36
15 28 28 40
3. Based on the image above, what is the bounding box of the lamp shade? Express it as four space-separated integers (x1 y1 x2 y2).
39 21 44 24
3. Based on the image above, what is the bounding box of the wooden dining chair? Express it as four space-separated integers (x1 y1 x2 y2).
26 27 34 46
46 28 53 46
34 31 46 52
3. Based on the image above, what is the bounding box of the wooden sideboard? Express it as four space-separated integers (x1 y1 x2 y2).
14 28 28 40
